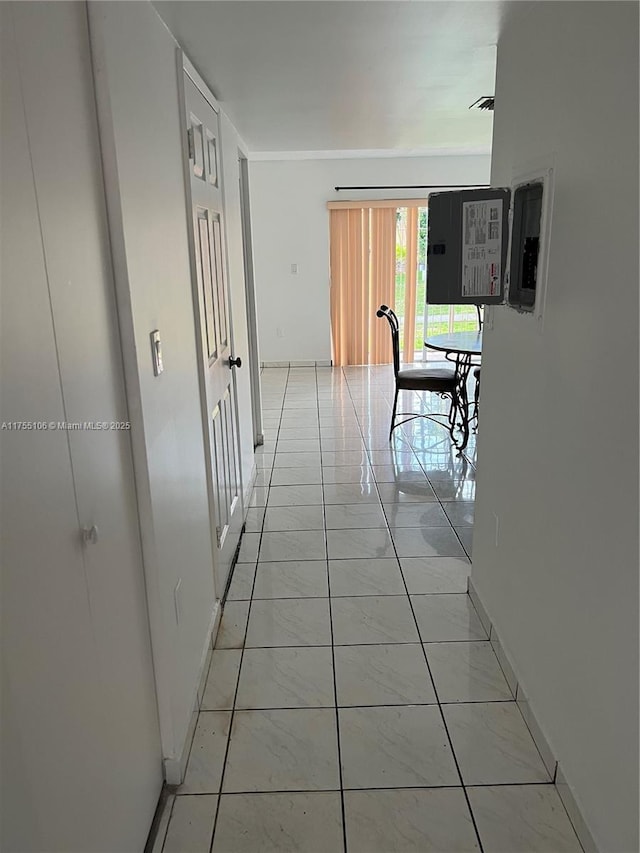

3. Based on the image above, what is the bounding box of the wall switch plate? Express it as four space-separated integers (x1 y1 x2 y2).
276 327 284 338
290 263 298 274
151 329 163 376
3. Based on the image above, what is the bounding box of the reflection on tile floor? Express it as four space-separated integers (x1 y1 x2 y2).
162 365 583 852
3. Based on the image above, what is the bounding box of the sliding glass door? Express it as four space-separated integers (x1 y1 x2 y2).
394 206 427 362
396 206 482 362
329 197 482 367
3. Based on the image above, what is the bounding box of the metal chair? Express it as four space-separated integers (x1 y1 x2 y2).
472 367 481 425
376 305 458 440
475 305 483 330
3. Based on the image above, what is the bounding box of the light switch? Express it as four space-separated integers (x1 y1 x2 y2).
151 330 163 376
290 263 298 274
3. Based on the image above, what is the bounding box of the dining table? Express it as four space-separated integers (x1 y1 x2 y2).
424 330 482 452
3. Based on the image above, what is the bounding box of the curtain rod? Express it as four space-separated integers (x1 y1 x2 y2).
334 183 490 191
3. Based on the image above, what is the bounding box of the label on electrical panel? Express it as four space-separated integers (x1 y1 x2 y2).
461 199 503 297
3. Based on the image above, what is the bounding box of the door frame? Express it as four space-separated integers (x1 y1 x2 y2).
89 5 181 776
176 51 243 596
238 153 263 447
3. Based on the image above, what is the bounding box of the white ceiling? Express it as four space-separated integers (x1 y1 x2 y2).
155 1 505 154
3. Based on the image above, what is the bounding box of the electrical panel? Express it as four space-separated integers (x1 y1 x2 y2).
426 172 553 317
426 188 511 306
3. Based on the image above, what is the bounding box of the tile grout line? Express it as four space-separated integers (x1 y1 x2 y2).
359 377 474 577
156 795 177 852
178 778 561 798
197 367 484 853
346 373 486 853
191 368 576 852
320 364 349 853
342 384 474 564
384 513 487 853
385 394 561 840
199 699 534 711
213 639 524 649
239 591 491 600
405 401 475 562
207 366 290 853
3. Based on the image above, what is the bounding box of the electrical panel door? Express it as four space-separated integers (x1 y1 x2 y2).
507 182 544 311
426 188 511 306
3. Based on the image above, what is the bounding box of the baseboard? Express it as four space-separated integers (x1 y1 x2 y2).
209 605 223 659
163 600 221 785
146 788 175 853
243 463 257 513
515 686 557 778
466 577 598 853
163 696 199 787
488 625 519 696
555 765 599 853
467 577 492 636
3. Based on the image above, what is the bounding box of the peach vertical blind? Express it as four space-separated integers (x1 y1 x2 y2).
328 199 427 366
329 208 369 365
368 207 396 364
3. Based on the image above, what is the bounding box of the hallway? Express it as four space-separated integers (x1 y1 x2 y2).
160 366 583 852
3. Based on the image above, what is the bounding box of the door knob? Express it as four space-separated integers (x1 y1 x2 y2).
229 357 242 368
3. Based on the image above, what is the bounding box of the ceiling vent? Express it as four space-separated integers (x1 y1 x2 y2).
469 96 495 111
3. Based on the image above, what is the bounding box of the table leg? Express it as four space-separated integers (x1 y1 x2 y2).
454 353 473 452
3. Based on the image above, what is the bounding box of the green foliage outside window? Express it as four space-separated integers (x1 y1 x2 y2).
395 207 478 356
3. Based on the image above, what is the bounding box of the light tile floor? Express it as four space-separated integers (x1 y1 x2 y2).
162 366 583 853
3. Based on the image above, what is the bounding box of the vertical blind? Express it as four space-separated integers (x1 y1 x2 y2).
328 199 427 367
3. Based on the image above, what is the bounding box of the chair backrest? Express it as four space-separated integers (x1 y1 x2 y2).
376 304 400 376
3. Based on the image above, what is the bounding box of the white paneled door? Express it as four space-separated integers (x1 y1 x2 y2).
1 4 162 851
184 72 244 594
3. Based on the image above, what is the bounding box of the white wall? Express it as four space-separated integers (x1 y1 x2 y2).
1 4 163 848
89 0 259 776
249 154 490 362
89 0 218 774
472 3 638 851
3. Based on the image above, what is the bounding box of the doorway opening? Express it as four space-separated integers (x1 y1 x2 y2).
238 153 263 447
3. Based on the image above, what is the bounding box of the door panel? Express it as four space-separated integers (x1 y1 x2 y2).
185 73 243 593
197 210 219 360
206 128 219 186
189 113 206 180
212 216 230 347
